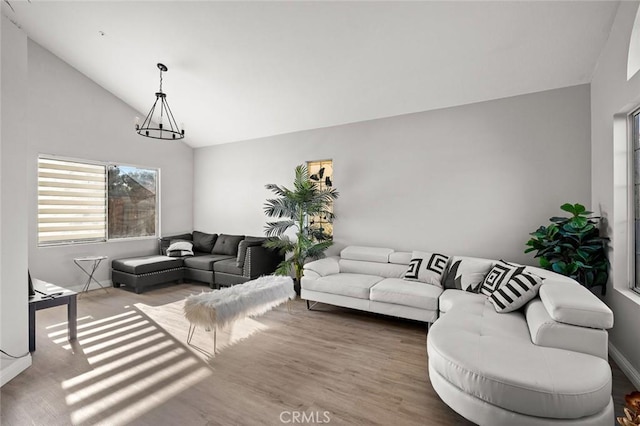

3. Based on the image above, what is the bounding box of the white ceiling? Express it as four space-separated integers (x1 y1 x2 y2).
2 1 619 148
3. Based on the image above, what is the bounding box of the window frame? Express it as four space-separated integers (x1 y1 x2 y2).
37 154 160 247
630 110 640 295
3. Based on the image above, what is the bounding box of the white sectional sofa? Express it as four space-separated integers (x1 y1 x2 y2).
301 246 615 426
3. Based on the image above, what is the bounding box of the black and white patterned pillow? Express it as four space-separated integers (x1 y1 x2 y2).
479 261 524 296
404 251 450 287
443 256 494 293
490 272 544 313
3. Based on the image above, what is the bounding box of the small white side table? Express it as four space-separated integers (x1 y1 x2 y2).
74 255 108 293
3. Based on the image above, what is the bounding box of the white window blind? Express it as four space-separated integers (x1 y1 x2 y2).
38 157 107 245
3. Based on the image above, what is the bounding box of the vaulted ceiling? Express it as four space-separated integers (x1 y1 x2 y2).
2 1 619 148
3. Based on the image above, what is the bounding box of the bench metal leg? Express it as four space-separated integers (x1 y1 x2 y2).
306 300 320 310
187 323 217 355
187 324 196 344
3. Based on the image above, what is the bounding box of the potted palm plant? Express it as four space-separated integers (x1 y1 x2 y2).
525 203 609 294
264 164 339 294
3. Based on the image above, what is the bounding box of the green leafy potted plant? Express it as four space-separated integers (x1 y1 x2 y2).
263 164 339 293
525 203 609 294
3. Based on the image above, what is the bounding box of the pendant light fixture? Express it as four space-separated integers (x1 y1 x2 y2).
135 63 185 140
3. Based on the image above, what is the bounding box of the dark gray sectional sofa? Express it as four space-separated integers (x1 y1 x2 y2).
111 231 283 293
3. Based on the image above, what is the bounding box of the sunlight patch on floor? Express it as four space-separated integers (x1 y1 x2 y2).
86 332 166 365
70 357 202 424
46 315 94 330
63 325 157 353
94 366 212 426
51 314 144 343
62 339 176 390
134 300 272 356
68 319 151 346
66 347 187 405
49 307 212 426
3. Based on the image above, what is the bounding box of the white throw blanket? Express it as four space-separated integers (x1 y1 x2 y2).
183 275 295 330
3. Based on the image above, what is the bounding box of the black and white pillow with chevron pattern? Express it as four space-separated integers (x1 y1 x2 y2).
404 251 450 287
442 256 494 293
479 261 524 296
489 272 544 313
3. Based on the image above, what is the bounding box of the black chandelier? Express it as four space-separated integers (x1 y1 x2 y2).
135 63 185 140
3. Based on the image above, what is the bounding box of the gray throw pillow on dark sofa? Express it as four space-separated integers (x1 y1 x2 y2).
212 234 245 256
236 237 266 267
192 231 217 253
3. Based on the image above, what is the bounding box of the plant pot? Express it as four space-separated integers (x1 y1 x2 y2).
293 278 301 296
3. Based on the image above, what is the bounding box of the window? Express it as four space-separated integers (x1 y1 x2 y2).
108 165 157 239
632 111 640 294
307 159 334 238
38 156 158 246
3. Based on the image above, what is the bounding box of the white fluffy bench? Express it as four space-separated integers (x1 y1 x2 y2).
183 275 295 353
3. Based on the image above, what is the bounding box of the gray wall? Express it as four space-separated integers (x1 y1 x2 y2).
194 84 591 265
1 16 31 386
27 40 194 289
591 1 640 388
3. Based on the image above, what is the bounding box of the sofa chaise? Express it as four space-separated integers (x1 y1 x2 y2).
301 246 614 425
112 231 283 293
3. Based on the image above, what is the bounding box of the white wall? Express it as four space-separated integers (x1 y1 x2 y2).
1 16 31 386
27 40 194 289
194 84 591 265
591 1 640 388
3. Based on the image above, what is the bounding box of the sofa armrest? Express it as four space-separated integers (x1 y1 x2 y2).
303 257 340 277
539 283 613 329
525 299 609 360
243 245 283 278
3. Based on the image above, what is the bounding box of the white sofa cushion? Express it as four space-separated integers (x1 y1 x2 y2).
340 246 393 263
489 272 543 313
339 259 408 278
404 251 449 286
303 256 339 277
388 251 411 265
439 289 486 314
442 256 494 292
428 299 612 419
539 283 614 329
525 299 609 360
302 273 383 299
370 278 442 311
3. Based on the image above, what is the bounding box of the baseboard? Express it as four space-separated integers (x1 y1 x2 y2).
609 342 640 390
0 355 32 387
64 279 113 293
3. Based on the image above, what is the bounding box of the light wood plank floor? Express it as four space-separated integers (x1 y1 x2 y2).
1 283 636 426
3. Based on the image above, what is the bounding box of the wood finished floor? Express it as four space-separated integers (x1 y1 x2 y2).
0 283 636 426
